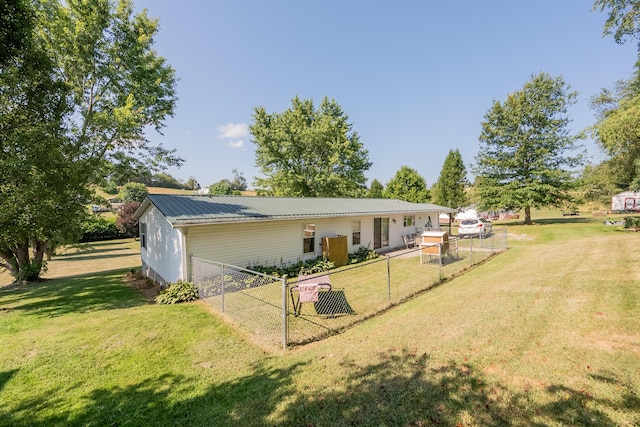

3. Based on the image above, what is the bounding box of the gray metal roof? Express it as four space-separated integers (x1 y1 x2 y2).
136 194 455 226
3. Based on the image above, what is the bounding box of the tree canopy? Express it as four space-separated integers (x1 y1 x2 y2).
593 0 640 45
250 96 371 197
432 149 467 209
367 179 385 198
0 0 178 282
473 72 584 225
384 166 430 203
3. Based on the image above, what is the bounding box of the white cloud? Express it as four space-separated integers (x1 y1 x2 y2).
217 123 249 139
226 140 245 149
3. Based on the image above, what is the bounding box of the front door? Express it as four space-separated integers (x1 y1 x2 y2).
373 217 389 249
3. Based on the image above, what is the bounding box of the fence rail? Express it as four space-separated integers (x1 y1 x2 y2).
191 227 508 349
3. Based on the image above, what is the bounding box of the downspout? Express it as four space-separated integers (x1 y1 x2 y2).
179 228 189 281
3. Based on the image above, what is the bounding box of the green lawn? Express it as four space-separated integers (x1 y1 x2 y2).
1 215 639 426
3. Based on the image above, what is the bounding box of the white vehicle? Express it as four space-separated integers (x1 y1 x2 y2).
458 218 492 237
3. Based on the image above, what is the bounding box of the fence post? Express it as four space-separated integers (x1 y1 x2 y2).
386 255 391 302
504 227 508 250
469 236 473 266
221 264 225 312
282 274 288 350
438 242 443 278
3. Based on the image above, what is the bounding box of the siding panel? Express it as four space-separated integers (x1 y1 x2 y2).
140 205 183 284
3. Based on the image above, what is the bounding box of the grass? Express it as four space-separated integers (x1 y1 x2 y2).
0 239 141 287
1 214 639 425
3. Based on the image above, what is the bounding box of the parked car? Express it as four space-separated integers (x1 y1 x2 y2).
458 218 492 237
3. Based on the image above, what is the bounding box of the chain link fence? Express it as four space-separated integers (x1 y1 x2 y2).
192 227 508 349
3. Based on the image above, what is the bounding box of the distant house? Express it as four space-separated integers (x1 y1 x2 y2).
134 194 454 285
611 191 640 212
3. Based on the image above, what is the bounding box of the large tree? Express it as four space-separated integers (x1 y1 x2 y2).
250 96 371 197
432 149 467 209
473 72 584 225
384 166 430 203
0 0 179 282
0 1 88 280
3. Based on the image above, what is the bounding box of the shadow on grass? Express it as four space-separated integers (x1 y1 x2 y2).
0 270 146 317
2 349 633 426
0 369 18 392
51 252 139 263
53 239 138 260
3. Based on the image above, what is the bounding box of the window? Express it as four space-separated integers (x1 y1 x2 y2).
303 224 315 253
403 216 415 227
140 223 147 250
352 220 361 245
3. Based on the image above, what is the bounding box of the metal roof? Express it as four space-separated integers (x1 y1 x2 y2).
136 194 455 227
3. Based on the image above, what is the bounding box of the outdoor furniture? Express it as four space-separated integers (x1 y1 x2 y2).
290 273 332 316
402 233 417 248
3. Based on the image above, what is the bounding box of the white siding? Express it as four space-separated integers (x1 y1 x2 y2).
140 205 184 284
183 210 442 275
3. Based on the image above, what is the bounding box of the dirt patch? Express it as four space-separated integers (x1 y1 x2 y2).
124 271 161 302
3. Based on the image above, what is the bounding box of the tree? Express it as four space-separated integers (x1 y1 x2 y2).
591 78 640 189
432 149 467 209
120 182 148 203
208 180 233 195
0 0 90 281
367 179 385 198
590 1 640 190
579 161 622 206
473 72 584 225
116 202 140 237
230 169 247 191
593 0 640 45
1 0 179 282
36 0 181 183
185 177 200 191
250 96 372 197
0 0 32 66
384 166 430 203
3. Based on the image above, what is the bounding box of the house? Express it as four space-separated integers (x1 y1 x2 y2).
134 194 455 286
611 191 640 212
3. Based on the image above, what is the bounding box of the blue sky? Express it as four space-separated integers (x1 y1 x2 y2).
134 0 637 189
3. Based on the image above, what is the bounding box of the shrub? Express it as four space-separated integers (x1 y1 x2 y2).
623 216 640 230
80 216 126 242
102 180 119 195
349 246 379 264
155 280 199 304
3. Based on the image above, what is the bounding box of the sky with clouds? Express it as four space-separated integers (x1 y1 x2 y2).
134 0 637 189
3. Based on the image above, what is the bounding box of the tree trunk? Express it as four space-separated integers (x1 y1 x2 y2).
524 206 532 225
0 240 46 282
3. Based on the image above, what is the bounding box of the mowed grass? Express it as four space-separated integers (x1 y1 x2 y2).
1 216 639 425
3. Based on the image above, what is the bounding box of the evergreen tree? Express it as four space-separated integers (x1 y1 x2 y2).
433 149 467 209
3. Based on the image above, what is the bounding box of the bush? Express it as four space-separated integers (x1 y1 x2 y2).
80 216 127 242
349 246 379 264
102 180 119 195
155 280 199 304
623 216 640 230
249 248 379 278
